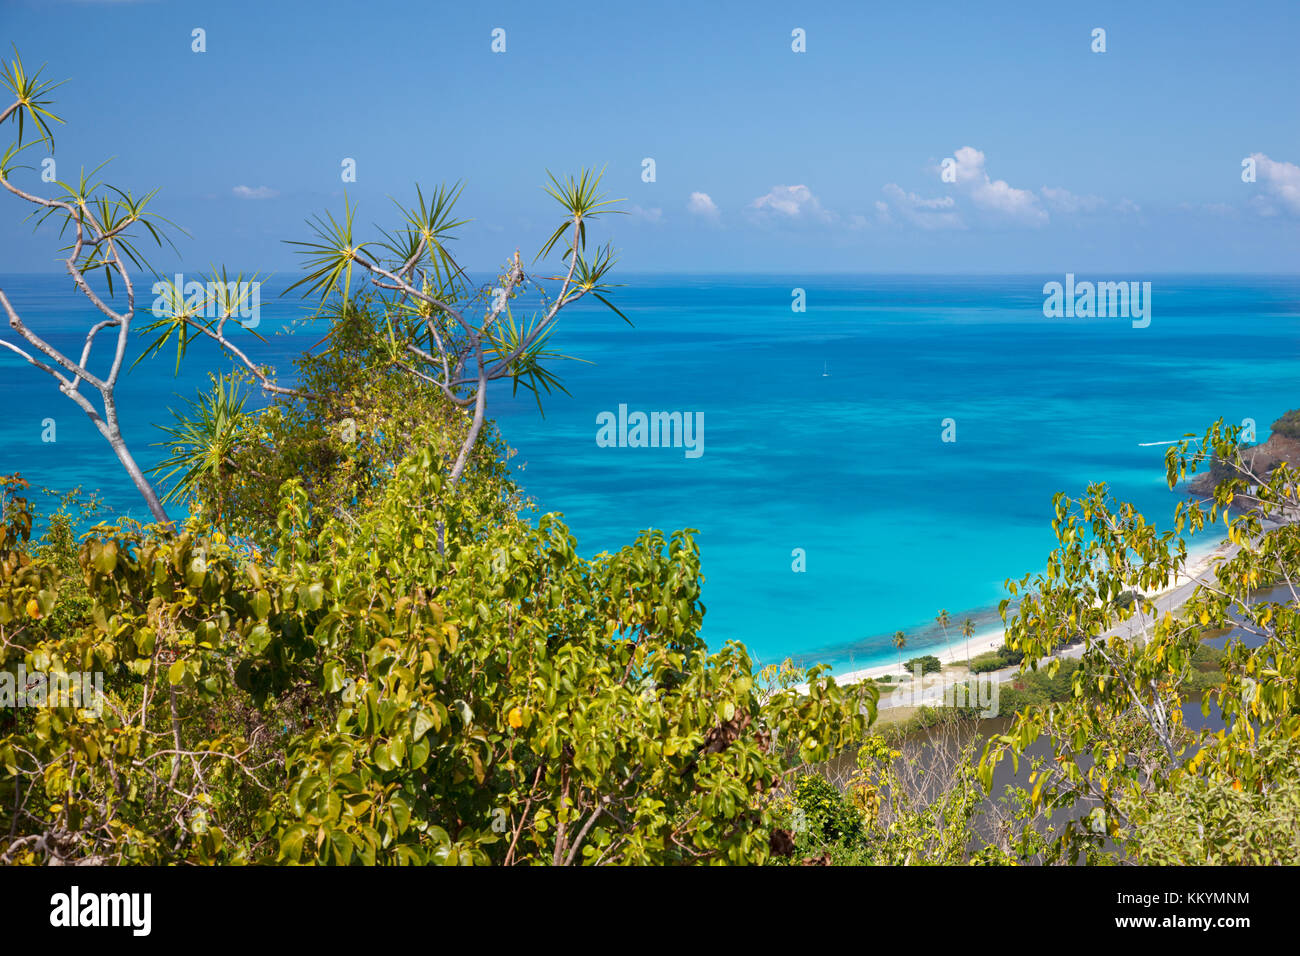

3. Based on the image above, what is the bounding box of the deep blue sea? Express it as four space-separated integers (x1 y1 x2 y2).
2 273 1297 671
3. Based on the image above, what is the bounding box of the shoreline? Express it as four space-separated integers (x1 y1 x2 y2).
799 532 1235 693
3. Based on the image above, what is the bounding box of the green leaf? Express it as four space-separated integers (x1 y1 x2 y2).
411 709 435 742
323 660 345 693
92 541 118 574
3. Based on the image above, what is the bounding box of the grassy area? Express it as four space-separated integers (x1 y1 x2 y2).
859 636 1229 736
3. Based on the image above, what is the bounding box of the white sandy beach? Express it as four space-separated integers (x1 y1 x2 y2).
800 533 1237 694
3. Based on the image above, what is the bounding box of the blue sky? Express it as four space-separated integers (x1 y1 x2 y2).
1 0 1297 274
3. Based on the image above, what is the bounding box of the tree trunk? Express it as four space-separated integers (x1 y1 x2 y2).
448 365 488 485
96 405 171 526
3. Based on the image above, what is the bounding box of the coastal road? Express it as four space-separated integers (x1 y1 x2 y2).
877 538 1242 711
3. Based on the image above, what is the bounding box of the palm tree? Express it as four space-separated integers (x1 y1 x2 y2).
893 630 907 675
960 617 976 667
936 608 952 665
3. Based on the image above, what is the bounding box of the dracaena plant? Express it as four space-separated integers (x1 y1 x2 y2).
145 167 630 507
276 167 629 483
0 51 180 526
4 51 630 529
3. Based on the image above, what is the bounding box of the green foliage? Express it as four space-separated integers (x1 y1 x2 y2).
981 418 1300 864
968 645 1024 673
284 194 372 310
486 306 590 413
0 47 64 148
0 77 882 861
1115 588 1144 610
855 732 997 865
152 373 251 510
904 654 942 675
537 167 625 264
1120 737 1300 865
135 267 267 375
773 721 1017 866
151 295 520 544
1271 408 1300 442
8 50 1300 867
997 660 1080 715
0 442 874 864
792 773 861 846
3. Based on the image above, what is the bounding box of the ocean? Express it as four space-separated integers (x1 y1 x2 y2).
2 272 1297 672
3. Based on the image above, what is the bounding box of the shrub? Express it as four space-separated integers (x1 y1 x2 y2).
1271 408 1300 442
0 460 879 866
904 655 942 675
969 646 1023 673
793 773 862 845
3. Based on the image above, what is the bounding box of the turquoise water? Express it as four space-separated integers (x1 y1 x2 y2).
3 273 1297 671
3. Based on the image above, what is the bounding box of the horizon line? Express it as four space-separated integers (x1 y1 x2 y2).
3 269 1300 279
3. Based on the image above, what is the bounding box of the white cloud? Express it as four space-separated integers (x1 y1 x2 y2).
628 204 663 224
880 183 963 230
948 146 1046 225
232 185 278 200
872 147 1049 229
1040 186 1139 217
1040 187 1105 214
748 184 834 223
686 191 719 220
1249 153 1300 216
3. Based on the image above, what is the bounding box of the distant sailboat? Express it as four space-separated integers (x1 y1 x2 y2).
822 361 830 377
